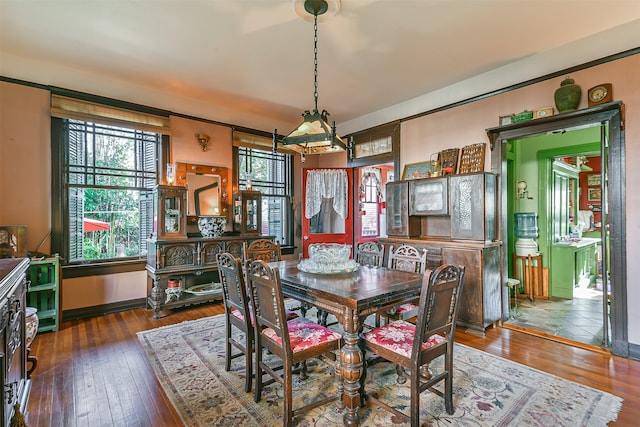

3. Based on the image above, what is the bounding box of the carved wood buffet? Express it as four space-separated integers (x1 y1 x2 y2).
382 172 502 333
0 258 30 425
146 235 271 319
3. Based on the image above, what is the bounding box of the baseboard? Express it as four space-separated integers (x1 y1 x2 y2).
627 341 640 361
63 298 147 322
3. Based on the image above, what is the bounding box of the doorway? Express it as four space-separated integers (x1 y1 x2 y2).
504 130 609 348
487 102 628 357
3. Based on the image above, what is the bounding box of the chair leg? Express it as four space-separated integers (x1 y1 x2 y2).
410 370 420 427
284 362 294 427
396 364 407 384
244 332 253 393
299 360 309 380
444 347 454 415
335 355 344 409
225 318 232 372
254 346 263 403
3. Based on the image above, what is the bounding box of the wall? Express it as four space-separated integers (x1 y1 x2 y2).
0 82 52 254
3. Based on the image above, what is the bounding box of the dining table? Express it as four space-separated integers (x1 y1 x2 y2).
270 259 424 427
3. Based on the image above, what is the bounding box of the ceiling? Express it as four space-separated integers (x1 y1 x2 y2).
1 1 639 136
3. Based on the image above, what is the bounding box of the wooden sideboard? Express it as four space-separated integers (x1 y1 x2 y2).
379 237 501 333
146 235 271 319
0 258 30 425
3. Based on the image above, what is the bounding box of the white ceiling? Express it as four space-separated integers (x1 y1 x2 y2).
1 1 639 135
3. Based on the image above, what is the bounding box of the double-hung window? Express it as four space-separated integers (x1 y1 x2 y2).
233 131 294 247
51 95 170 265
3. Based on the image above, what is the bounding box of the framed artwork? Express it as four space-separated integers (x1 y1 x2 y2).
402 161 432 180
587 174 601 186
588 188 602 201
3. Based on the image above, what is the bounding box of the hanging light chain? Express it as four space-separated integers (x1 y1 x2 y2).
313 12 319 114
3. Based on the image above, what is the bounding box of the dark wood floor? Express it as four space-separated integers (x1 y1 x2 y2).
27 302 639 426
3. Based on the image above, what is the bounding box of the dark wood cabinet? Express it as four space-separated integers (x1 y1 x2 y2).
146 235 271 319
379 237 501 333
233 190 262 235
450 173 496 241
153 185 188 239
386 181 420 237
0 258 30 425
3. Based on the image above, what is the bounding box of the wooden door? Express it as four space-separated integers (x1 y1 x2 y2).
301 168 353 257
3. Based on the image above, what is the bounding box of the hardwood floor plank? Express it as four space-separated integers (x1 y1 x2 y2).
26 302 638 426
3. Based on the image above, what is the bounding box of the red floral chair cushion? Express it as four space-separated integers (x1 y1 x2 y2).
362 320 444 359
262 316 342 353
232 307 297 325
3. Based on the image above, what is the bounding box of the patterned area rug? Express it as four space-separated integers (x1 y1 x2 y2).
137 313 622 426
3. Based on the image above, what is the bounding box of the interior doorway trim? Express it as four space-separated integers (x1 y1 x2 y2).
486 102 628 358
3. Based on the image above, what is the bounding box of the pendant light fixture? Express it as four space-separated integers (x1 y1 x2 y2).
275 0 347 155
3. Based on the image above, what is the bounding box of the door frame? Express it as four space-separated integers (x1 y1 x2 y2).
487 102 628 357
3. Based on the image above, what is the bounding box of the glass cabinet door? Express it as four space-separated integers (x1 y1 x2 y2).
153 185 187 239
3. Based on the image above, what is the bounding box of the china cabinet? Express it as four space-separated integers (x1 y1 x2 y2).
0 258 30 425
386 181 420 237
233 190 262 235
153 185 187 239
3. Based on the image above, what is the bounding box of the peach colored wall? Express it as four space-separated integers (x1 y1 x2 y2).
170 116 232 167
0 82 52 254
62 271 147 310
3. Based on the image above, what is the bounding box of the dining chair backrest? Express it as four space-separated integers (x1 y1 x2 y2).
243 239 282 265
413 264 466 357
355 241 384 267
387 244 428 274
217 252 252 322
246 259 291 353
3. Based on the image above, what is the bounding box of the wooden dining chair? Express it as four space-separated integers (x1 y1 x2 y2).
362 264 466 427
243 238 282 265
217 252 298 393
377 244 428 325
216 252 255 392
354 241 384 267
246 260 342 426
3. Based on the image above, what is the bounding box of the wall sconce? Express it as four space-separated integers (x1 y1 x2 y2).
517 180 533 199
195 133 210 151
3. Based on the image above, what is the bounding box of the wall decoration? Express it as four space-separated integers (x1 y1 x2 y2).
587 174 601 186
458 142 486 174
588 188 601 201
401 161 432 180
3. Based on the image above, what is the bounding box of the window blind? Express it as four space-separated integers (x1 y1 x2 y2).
51 95 171 135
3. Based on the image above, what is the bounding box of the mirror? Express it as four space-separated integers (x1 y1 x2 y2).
175 162 230 220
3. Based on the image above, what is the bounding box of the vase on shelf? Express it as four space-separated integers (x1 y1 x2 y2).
554 77 581 113
25 307 39 348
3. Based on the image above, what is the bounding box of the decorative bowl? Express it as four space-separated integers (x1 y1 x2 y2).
308 243 352 262
299 243 358 274
198 215 227 238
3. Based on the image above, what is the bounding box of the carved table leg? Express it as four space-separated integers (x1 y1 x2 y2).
340 310 363 426
150 279 165 320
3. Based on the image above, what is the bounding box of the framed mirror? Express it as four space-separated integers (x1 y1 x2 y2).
175 162 230 223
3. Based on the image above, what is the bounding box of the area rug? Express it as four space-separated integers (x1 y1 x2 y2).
137 313 622 426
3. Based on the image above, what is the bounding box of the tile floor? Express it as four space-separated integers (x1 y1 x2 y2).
505 284 611 348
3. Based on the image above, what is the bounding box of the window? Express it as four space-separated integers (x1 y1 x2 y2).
50 95 170 266
236 146 293 246
59 119 160 262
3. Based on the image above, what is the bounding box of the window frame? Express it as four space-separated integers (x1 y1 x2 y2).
51 109 169 275
233 144 294 250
